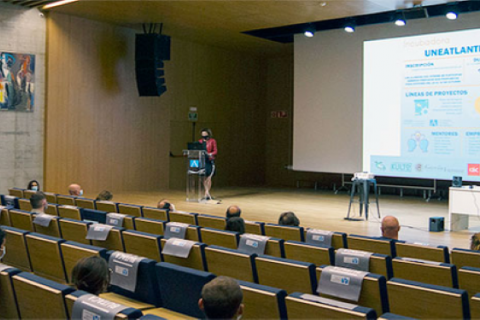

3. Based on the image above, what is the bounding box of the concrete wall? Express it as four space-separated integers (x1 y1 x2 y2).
0 3 46 194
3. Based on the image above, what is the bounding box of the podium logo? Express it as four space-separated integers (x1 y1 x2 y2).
468 164 480 176
190 160 199 168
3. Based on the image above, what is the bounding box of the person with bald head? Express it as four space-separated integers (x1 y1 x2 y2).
157 199 176 211
381 216 400 240
226 205 241 219
68 184 83 197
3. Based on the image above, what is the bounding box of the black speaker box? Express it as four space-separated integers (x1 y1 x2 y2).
135 34 170 96
452 176 462 187
136 34 170 61
429 217 444 232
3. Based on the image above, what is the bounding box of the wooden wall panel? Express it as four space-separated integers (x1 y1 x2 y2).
46 13 170 194
46 12 268 194
265 55 295 187
166 38 268 189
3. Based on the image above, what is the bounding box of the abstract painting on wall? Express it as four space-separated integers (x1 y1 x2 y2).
0 51 35 112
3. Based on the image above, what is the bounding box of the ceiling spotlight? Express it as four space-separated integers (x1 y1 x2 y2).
446 10 458 20
344 25 355 33
304 26 315 38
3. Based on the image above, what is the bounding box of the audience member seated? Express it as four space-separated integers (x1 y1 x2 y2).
225 217 245 234
278 211 300 226
380 216 400 240
71 256 110 295
157 198 176 211
0 228 6 260
471 233 480 251
30 192 48 214
199 276 244 320
96 190 113 201
226 205 241 219
27 180 40 191
68 184 83 197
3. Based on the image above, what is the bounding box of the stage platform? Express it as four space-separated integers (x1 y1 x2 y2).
94 187 480 250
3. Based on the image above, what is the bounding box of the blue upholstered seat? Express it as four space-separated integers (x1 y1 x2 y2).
82 208 108 223
155 262 216 318
106 250 162 306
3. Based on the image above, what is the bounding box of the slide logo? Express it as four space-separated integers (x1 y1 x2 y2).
468 164 480 176
391 163 412 172
374 161 386 171
415 100 429 116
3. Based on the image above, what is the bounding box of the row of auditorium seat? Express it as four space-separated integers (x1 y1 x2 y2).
2 231 480 320
2 189 469 264
3 195 480 290
2 189 478 318
0 254 417 320
0 228 386 320
3 217 480 319
2 197 480 283
2 258 218 319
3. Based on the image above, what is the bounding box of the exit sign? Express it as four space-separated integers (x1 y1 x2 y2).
271 111 288 118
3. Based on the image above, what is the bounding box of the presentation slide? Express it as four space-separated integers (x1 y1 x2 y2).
364 28 480 181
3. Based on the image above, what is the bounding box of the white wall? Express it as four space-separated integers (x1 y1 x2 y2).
0 3 46 193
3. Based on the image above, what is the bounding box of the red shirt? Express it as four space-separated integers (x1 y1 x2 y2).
199 138 217 160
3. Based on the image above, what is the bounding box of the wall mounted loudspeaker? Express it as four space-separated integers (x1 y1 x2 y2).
135 34 171 97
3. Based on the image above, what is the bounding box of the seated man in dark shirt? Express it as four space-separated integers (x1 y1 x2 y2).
278 211 300 227
226 205 241 219
380 215 400 240
199 276 244 320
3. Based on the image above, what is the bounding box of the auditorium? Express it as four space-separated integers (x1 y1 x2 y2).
1 0 480 318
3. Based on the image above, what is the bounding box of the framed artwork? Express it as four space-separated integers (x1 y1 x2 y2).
0 51 35 111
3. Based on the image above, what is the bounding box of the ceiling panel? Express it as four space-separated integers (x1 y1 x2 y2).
45 0 460 55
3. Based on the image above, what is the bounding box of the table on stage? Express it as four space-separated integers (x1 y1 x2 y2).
347 178 380 220
449 186 480 231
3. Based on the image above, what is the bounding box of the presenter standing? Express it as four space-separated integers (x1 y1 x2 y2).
200 128 217 200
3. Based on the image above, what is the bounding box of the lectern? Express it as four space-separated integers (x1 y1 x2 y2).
183 149 207 202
